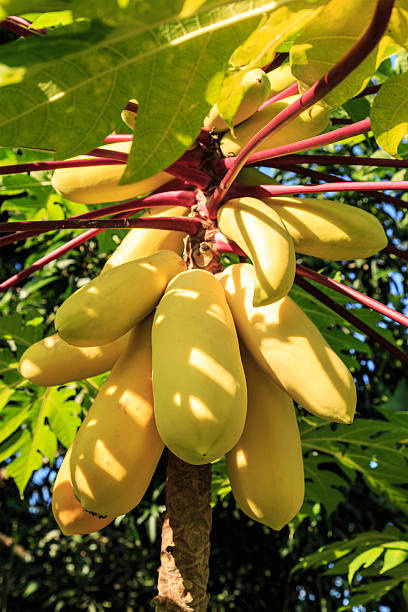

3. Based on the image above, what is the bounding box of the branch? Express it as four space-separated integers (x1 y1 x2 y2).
295 275 408 365
384 244 408 261
209 0 395 213
214 118 372 174
296 264 408 329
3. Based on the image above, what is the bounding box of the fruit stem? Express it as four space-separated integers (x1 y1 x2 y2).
295 275 408 365
296 264 408 329
209 0 395 213
152 454 212 612
213 118 372 174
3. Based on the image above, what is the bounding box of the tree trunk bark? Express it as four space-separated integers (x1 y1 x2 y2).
152 452 212 611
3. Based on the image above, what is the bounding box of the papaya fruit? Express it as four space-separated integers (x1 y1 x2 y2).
18 330 131 387
263 196 388 259
55 250 185 347
218 263 356 423
121 99 138 130
220 95 330 157
204 68 271 131
266 63 297 97
152 269 247 465
217 197 296 306
70 315 164 517
226 342 304 530
52 446 113 535
102 205 188 272
51 141 173 204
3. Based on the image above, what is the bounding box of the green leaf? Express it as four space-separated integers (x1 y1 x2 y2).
46 387 81 448
302 454 349 517
0 405 31 445
348 547 384 583
0 314 44 347
290 0 388 109
388 0 408 48
0 1 271 183
381 546 408 574
371 72 408 158
300 411 408 513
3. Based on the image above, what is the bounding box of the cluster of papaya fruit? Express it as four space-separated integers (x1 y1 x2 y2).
18 63 389 536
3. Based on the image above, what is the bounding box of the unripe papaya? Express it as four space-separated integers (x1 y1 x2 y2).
52 446 113 535
220 95 330 157
70 316 164 517
217 197 296 306
236 167 277 186
152 269 247 465
102 205 188 272
204 68 271 131
55 250 185 347
227 343 304 530
218 263 356 423
266 64 297 97
51 141 172 204
18 331 131 387
263 196 388 259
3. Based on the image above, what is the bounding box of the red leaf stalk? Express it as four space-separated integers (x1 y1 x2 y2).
252 163 408 210
213 118 372 174
385 244 408 261
257 82 299 111
262 53 289 73
0 190 195 248
0 16 46 37
0 216 202 234
231 180 408 199
296 264 408 329
261 154 408 170
295 275 408 365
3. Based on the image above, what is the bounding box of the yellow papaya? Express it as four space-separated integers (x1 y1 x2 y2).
55 250 186 347
102 205 188 272
236 167 277 186
204 68 271 131
18 331 131 387
121 99 138 130
152 269 247 465
266 64 297 97
217 197 296 306
263 196 388 259
52 446 113 535
70 315 164 517
220 95 330 157
226 343 304 530
51 141 173 204
218 263 356 424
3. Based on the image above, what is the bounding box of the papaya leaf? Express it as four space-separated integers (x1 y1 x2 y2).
0 314 45 348
46 386 81 448
371 72 408 159
0 0 71 19
348 547 384 583
388 0 408 48
302 454 350 517
299 411 408 513
0 1 274 184
290 0 389 109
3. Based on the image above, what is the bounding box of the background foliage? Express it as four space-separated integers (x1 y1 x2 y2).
0 1 407 610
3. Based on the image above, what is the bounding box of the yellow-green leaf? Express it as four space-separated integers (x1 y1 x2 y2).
290 0 388 109
371 72 408 158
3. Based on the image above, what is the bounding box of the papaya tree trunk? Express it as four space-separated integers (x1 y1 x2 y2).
152 452 212 611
